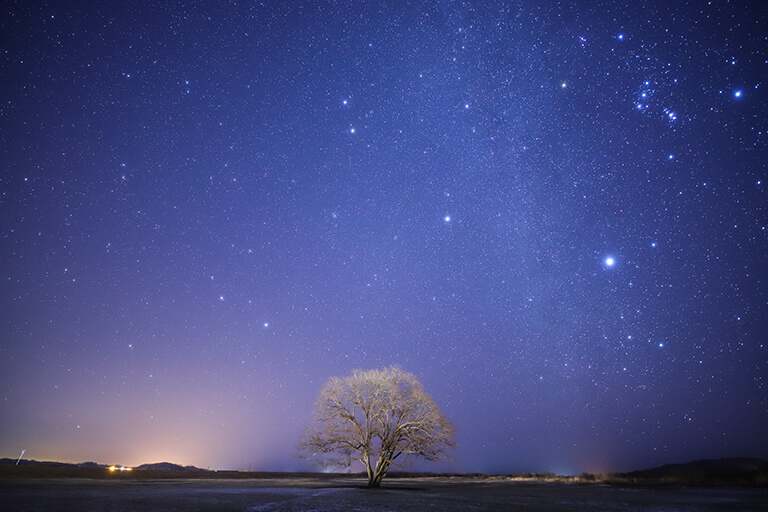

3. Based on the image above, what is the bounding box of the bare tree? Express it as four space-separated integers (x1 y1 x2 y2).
298 366 456 487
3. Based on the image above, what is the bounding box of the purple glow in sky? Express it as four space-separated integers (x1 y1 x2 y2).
1 1 766 474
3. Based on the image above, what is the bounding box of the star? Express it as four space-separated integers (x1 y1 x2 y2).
604 256 615 267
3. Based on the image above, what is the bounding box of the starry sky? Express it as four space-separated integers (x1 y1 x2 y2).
1 0 767 474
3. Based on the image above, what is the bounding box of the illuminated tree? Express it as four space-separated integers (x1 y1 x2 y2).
298 366 456 487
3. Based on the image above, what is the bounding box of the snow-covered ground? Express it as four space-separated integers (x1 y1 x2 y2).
3 477 766 511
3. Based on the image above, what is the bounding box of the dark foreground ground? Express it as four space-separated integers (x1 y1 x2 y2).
2 477 767 512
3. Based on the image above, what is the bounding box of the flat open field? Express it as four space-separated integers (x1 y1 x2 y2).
2 476 767 511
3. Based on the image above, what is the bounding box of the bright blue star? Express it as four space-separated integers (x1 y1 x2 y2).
604 256 615 267
444 215 451 223
733 89 742 98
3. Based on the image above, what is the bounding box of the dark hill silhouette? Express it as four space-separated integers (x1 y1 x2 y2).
134 462 204 471
0 459 203 471
0 458 105 468
617 457 768 486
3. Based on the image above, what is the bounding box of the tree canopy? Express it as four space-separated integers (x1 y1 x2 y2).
298 366 456 487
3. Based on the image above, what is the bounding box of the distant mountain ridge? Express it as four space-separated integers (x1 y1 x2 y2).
0 458 105 468
0 458 204 471
621 457 768 483
134 462 204 471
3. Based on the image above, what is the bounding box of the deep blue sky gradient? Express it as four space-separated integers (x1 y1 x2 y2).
1 0 766 473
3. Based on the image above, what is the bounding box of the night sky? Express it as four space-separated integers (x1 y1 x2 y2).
2 1 767 475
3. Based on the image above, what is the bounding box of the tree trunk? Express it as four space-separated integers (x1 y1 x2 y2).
368 466 381 487
368 471 384 487
367 457 388 487
363 456 374 487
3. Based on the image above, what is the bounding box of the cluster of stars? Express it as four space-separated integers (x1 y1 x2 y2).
0 0 765 474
